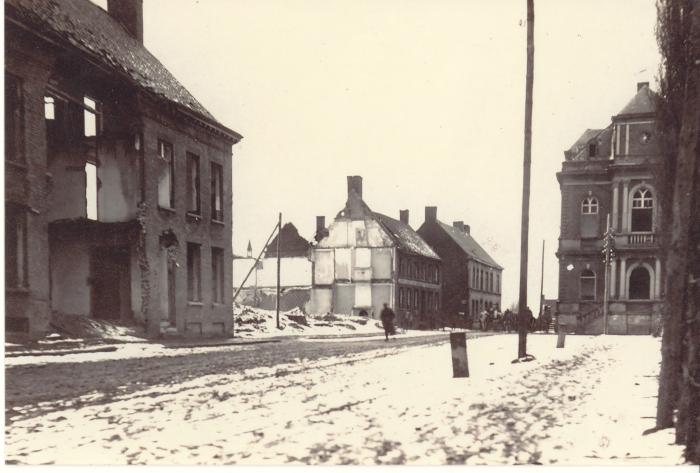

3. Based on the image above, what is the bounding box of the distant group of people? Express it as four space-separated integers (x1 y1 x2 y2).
471 306 553 333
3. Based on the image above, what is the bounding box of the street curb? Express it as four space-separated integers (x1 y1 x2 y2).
4 345 118 358
161 339 282 349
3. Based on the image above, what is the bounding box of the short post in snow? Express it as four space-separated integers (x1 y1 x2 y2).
450 332 469 378
556 326 566 348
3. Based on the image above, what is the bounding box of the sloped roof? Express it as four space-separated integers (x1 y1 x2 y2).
565 128 603 161
616 84 657 117
265 223 311 258
6 0 240 141
438 221 502 269
373 212 440 260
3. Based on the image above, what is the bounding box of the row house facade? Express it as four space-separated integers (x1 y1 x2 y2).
309 176 442 328
417 207 503 324
556 82 663 335
5 0 241 339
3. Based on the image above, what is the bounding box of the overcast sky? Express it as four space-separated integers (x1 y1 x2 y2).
111 0 661 310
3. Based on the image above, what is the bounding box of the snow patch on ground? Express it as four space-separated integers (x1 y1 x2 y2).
4 334 686 465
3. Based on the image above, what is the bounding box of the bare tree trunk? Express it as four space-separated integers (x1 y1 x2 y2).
675 2 700 457
517 0 535 359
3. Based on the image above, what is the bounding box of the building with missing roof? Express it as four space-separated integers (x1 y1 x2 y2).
309 176 442 329
555 82 664 335
416 207 503 326
5 0 242 339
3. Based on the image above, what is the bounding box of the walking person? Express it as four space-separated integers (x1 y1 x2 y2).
380 303 396 342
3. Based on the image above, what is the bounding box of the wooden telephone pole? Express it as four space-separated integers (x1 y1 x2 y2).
517 0 535 360
276 212 282 330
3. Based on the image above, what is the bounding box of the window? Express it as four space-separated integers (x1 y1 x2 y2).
5 76 22 161
631 188 653 232
157 140 175 209
212 247 224 303
589 143 597 157
629 266 651 300
496 274 500 294
211 162 224 221
187 243 202 302
85 162 98 220
186 153 200 215
581 197 598 214
83 96 101 137
5 204 27 288
44 96 55 120
580 269 596 301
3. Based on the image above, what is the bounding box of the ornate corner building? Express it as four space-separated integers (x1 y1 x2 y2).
556 82 663 335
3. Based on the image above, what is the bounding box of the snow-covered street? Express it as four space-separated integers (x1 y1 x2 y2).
4 333 685 465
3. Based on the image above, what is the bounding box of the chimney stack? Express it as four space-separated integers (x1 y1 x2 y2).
108 0 144 43
399 209 409 225
453 221 465 233
425 206 437 223
637 81 649 92
464 224 470 235
314 216 328 242
347 175 363 199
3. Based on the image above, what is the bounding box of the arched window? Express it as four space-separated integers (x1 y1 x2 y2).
629 266 651 300
580 269 596 301
581 197 599 214
631 188 654 232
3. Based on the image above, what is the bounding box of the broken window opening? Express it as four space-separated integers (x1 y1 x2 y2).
210 162 224 221
187 153 201 215
85 162 98 220
83 96 102 137
157 140 175 209
187 242 202 302
44 96 55 120
5 204 28 288
212 247 224 303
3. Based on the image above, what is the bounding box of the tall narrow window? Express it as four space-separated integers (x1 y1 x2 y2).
580 269 596 301
581 196 600 238
187 243 202 302
211 162 224 221
83 96 101 137
85 162 98 220
212 247 225 303
6 76 22 161
44 96 55 120
158 140 175 209
581 197 599 214
187 153 200 215
5 204 27 288
631 188 653 232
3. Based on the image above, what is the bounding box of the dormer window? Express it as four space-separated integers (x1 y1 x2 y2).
588 143 597 157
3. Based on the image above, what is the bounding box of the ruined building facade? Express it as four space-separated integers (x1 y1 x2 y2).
556 82 663 335
310 176 442 329
5 0 241 339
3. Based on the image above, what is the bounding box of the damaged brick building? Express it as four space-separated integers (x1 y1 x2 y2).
5 0 242 339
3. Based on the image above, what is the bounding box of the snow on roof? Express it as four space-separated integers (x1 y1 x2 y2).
438 221 502 269
6 0 240 141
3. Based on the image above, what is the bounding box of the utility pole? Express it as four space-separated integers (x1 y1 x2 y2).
516 0 535 361
538 240 545 318
276 212 282 330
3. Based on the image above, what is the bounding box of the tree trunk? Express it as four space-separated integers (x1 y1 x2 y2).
517 0 535 359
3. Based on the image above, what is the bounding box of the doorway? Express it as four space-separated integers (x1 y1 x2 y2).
91 247 130 321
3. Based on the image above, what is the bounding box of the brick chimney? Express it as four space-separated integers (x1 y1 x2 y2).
425 206 437 223
453 221 465 233
108 0 144 43
637 81 649 92
464 224 470 235
399 210 409 225
347 175 363 199
314 216 328 242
